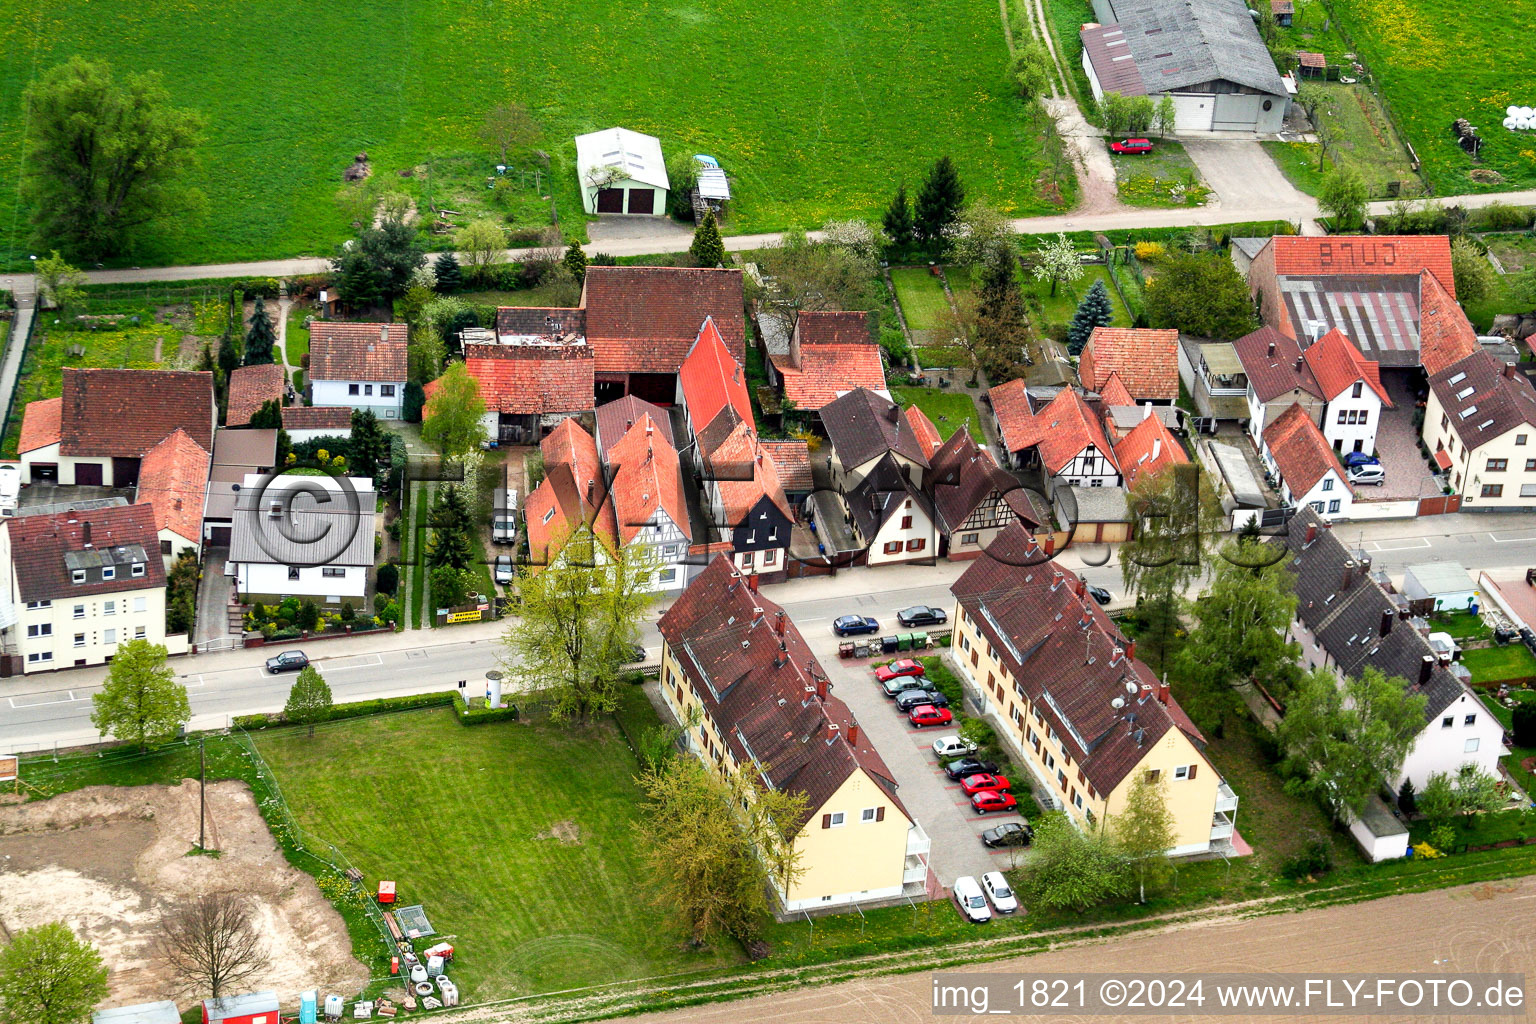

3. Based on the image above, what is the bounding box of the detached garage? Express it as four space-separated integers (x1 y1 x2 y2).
576 127 670 216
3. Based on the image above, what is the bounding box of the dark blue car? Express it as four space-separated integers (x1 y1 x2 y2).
834 614 880 637
1342 452 1380 468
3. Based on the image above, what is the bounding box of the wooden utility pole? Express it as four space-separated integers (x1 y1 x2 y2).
198 736 206 851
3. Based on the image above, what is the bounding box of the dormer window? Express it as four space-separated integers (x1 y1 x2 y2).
130 563 145 578
71 569 86 584
101 567 115 581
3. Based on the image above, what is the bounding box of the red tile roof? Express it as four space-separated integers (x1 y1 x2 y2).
8 503 166 603
282 406 353 432
658 556 908 827
1097 371 1136 408
706 420 794 525
136 428 211 543
1302 328 1391 405
1418 270 1480 376
308 322 408 382
582 266 745 374
776 343 886 411
226 364 287 427
904 405 943 458
605 413 691 545
458 339 594 415
1263 402 1350 497
1232 326 1323 403
59 368 215 457
679 317 753 441
989 379 1033 451
995 386 1119 477
18 397 62 454
1079 328 1180 403
758 440 813 492
1113 413 1188 488
1266 236 1455 297
1296 50 1326 68
526 419 618 564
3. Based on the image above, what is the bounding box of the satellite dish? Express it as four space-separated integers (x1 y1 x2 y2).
1111 696 1126 709
1124 680 1138 695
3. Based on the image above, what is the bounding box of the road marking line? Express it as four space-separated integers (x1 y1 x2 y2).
1489 533 1536 544
324 653 384 671
1369 538 1431 551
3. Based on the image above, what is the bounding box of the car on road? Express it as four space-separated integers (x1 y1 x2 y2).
1347 464 1386 486
265 650 309 674
494 554 514 585
908 705 954 728
960 773 1011 795
980 822 1034 848
1086 582 1113 606
1109 138 1154 154
833 614 880 637
623 643 649 664
953 875 992 924
874 659 925 683
897 605 947 627
981 871 1019 913
1342 452 1381 469
932 735 979 759
970 789 1018 814
945 758 1001 781
894 688 950 712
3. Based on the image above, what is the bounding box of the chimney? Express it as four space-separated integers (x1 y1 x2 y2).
747 574 760 593
886 402 901 423
1110 646 1124 666
1142 402 1152 421
586 480 595 505
1380 608 1394 637
645 419 654 436
1075 575 1087 598
1504 362 1517 380
847 722 860 747
380 324 390 342
815 675 828 700
1341 559 1356 591
1156 681 1170 705
1267 340 1276 357
775 609 786 637
1125 639 1136 662
1304 523 1317 547
1294 356 1304 372
1418 654 1434 687
82 520 92 547
826 722 840 744
1043 534 1056 556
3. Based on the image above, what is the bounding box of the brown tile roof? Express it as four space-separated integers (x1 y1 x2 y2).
1113 413 1188 489
582 266 745 374
1232 326 1323 403
659 556 909 827
525 419 618 564
494 306 585 339
1096 371 1136 408
776 343 886 411
281 406 353 432
950 523 1206 795
904 405 944 458
1263 402 1350 497
1418 270 1480 376
595 395 675 452
8 503 166 603
705 421 794 524
1266 236 1454 297
1302 328 1391 405
1079 328 1180 403
18 397 62 454
1080 24 1147 96
136 428 211 543
59 368 214 457
1429 349 1536 450
758 440 813 492
308 322 408 382
820 388 931 469
679 318 753 441
1297 50 1325 68
927 430 1038 534
996 386 1120 477
1271 0 1294 12
456 339 594 415
226 364 287 427
605 413 691 545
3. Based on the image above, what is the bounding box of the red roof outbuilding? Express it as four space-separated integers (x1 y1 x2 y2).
1078 328 1180 403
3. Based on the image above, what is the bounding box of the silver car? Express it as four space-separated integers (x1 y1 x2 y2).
493 555 514 585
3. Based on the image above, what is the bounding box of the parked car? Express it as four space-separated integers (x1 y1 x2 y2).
494 554 514 585
970 789 1018 814
895 688 950 712
492 488 519 545
882 675 925 697
1109 138 1154 154
1086 583 1113 606
1347 464 1386 486
265 650 309 674
834 614 880 637
1342 452 1381 469
909 705 954 728
981 871 1019 913
953 875 992 924
945 758 1001 781
960 773 1011 795
875 659 926 683
897 605 947 627
623 643 649 664
980 822 1033 848
932 735 979 759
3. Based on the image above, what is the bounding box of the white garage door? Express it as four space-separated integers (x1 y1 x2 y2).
1212 93 1264 131
1171 93 1214 132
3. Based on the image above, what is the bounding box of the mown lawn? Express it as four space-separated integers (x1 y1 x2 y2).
1460 644 1536 685
889 267 952 331
891 385 982 441
1112 140 1211 208
0 0 1065 270
1328 0 1536 195
1023 263 1132 329
255 699 736 1000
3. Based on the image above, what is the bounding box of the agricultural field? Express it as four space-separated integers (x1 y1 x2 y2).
0 0 1067 270
1329 0 1536 195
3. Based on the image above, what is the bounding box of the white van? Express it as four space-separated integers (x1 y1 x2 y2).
493 489 519 544
953 876 992 923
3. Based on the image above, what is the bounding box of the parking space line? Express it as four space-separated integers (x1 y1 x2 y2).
1367 538 1431 552
1489 533 1536 544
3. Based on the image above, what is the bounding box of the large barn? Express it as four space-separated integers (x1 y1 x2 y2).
575 127 670 216
1080 0 1290 133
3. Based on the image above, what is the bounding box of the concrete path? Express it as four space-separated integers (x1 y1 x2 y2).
0 297 34 428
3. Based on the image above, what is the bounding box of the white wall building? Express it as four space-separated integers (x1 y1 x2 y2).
226 474 375 607
575 127 670 216
307 322 407 419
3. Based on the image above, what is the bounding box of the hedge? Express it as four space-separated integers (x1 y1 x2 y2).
233 690 455 730
451 691 523 725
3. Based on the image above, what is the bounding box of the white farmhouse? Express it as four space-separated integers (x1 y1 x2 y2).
1261 403 1353 518
307 322 407 419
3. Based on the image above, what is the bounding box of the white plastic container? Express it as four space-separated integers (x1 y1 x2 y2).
409 963 428 984
427 954 445 977
438 978 460 1007
325 994 345 1018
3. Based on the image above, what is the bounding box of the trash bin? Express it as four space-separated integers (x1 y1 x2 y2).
838 641 855 659
853 641 870 658
910 632 931 650
881 636 899 654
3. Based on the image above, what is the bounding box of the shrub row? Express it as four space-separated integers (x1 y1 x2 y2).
233 690 455 730
451 691 523 725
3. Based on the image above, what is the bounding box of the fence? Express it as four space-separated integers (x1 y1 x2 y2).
0 305 31 455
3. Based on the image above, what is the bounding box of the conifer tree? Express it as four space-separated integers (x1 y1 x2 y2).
243 297 276 366
914 156 965 245
882 182 915 252
689 211 726 268
1067 279 1114 355
433 251 463 292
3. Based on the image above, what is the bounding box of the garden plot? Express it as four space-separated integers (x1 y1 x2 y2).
0 780 368 1006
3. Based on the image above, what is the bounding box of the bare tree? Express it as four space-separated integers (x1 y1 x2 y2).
480 102 539 165
160 893 271 1000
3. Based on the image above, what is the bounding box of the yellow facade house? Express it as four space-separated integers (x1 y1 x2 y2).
948 523 1238 856
657 556 932 911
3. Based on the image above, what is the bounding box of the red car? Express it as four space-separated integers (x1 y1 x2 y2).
960 773 1011 796
908 705 953 728
1109 138 1154 155
875 659 926 684
971 790 1019 814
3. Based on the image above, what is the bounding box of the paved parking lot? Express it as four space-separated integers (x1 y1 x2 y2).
801 604 1033 892
1362 371 1442 501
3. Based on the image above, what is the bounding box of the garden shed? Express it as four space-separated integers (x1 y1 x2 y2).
1402 562 1479 613
201 991 280 1024
575 127 670 216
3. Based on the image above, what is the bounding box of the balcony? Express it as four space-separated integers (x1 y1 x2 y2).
1215 780 1239 814
905 822 931 860
1210 812 1235 842
903 854 929 885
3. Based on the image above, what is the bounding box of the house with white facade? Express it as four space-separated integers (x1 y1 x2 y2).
1303 328 1391 456
226 474 375 607
1282 509 1505 793
1262 403 1353 517
308 322 407 419
1233 327 1326 448
847 454 938 566
819 388 932 491
0 504 170 674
